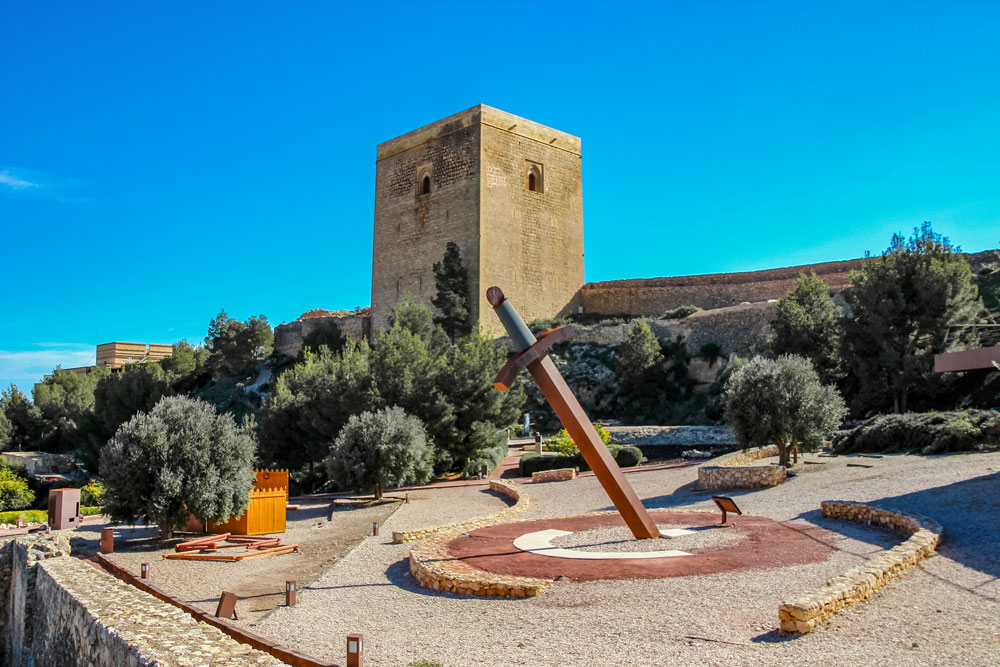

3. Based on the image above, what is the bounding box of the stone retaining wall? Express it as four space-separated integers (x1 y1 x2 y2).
409 534 550 598
531 468 576 483
0 533 280 666
778 501 943 634
697 445 786 490
392 480 529 543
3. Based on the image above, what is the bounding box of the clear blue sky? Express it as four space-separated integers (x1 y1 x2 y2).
2 1 999 394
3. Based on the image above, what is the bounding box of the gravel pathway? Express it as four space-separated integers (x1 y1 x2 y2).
248 453 999 666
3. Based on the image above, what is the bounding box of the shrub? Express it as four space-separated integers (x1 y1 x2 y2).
0 509 47 524
724 355 847 467
518 444 642 476
100 396 256 538
326 406 433 499
0 467 35 512
80 479 104 506
662 305 702 319
545 424 612 454
833 410 1000 455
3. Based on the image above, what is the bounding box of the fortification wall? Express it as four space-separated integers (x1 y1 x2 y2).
565 301 776 357
274 308 371 358
580 258 863 315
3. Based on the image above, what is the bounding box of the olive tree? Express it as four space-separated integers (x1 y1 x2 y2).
325 406 433 499
100 396 256 537
723 355 847 467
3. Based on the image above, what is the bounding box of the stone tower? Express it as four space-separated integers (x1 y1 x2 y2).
371 104 584 336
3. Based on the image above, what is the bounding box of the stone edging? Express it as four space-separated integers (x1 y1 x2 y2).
698 445 786 489
778 501 943 634
531 468 577 483
93 554 328 666
408 508 726 599
392 479 529 543
409 531 550 598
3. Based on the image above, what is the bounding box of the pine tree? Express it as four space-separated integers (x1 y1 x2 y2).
771 272 844 384
431 242 473 341
841 223 984 413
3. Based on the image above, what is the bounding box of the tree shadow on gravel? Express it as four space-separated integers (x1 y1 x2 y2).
792 471 1000 583
600 480 772 513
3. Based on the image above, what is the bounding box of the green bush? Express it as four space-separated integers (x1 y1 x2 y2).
0 506 103 525
662 305 702 319
545 424 613 455
518 444 642 476
833 410 1000 455
0 509 47 524
80 479 104 506
0 467 35 512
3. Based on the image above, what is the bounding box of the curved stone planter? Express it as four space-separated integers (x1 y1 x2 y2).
778 501 943 634
409 531 550 598
392 480 529 543
697 445 785 490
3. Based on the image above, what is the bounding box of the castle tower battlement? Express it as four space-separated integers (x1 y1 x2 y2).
371 104 584 334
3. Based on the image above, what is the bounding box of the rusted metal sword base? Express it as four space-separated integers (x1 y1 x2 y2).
487 286 659 539
528 356 659 539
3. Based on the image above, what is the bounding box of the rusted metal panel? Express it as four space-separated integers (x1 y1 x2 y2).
934 345 1000 372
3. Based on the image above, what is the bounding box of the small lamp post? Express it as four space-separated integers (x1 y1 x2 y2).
372 522 379 536
141 563 149 579
100 528 114 554
346 633 364 667
285 580 297 607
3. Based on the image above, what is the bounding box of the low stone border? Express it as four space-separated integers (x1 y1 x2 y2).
778 501 943 635
531 468 577 483
392 479 529 543
409 532 550 598
698 445 785 489
93 555 327 666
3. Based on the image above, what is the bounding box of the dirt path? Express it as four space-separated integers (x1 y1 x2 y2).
75 496 402 624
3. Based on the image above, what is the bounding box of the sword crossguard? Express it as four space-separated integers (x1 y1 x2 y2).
493 325 575 390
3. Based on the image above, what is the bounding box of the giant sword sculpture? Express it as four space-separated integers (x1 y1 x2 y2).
487 287 660 539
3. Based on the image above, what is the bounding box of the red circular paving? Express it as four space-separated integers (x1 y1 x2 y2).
446 511 835 581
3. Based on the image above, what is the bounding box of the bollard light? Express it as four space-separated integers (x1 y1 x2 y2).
405 493 410 504
346 633 364 667
285 580 297 607
372 522 379 536
100 527 114 554
141 563 149 579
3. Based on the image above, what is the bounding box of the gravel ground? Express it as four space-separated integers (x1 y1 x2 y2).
252 452 1000 666
552 523 746 552
78 496 402 624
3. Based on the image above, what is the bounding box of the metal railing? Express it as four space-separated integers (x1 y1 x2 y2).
942 323 1000 351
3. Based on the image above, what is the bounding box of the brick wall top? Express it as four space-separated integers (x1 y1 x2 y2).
583 257 865 291
377 104 580 161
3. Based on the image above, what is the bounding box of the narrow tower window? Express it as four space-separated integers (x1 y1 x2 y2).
421 174 431 195
526 164 543 192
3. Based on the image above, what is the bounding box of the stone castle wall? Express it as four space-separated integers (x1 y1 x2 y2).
580 258 864 315
370 105 584 336
477 106 584 335
274 308 371 358
0 533 279 666
371 106 482 331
